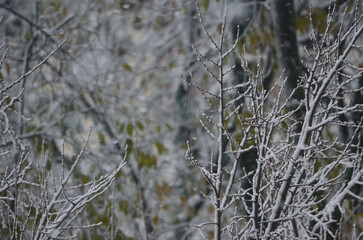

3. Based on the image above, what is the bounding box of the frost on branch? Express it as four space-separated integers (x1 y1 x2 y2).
0 42 126 240
186 1 363 239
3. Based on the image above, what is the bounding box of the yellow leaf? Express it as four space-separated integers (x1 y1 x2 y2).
5 62 10 74
202 0 209 10
153 215 159 224
123 63 133 72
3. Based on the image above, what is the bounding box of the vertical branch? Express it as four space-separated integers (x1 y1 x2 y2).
214 1 228 239
19 1 39 136
215 19 223 240
11 4 38 237
174 3 198 145
194 1 228 238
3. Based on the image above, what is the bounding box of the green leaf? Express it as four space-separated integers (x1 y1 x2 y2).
34 137 43 156
202 0 209 10
295 15 309 34
155 181 172 199
97 97 103 105
312 8 328 34
169 61 174 68
146 155 157 168
123 63 133 72
46 159 52 171
153 215 159 224
136 151 157 169
125 139 133 156
127 123 133 136
155 142 168 155
119 123 125 133
24 30 31 43
115 230 134 240
97 214 110 226
98 132 105 145
165 123 173 131
118 199 129 214
118 47 126 56
136 122 144 131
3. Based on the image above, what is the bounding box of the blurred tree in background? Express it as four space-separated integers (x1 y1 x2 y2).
0 0 362 239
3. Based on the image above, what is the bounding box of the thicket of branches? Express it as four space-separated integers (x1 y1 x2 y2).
186 1 363 239
0 0 362 239
0 40 126 239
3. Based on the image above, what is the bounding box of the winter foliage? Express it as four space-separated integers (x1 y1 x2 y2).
0 0 362 239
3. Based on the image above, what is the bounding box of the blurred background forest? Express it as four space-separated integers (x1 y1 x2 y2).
0 0 362 239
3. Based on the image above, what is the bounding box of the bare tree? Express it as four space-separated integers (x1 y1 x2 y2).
1 0 362 239
186 1 363 239
0 36 126 239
